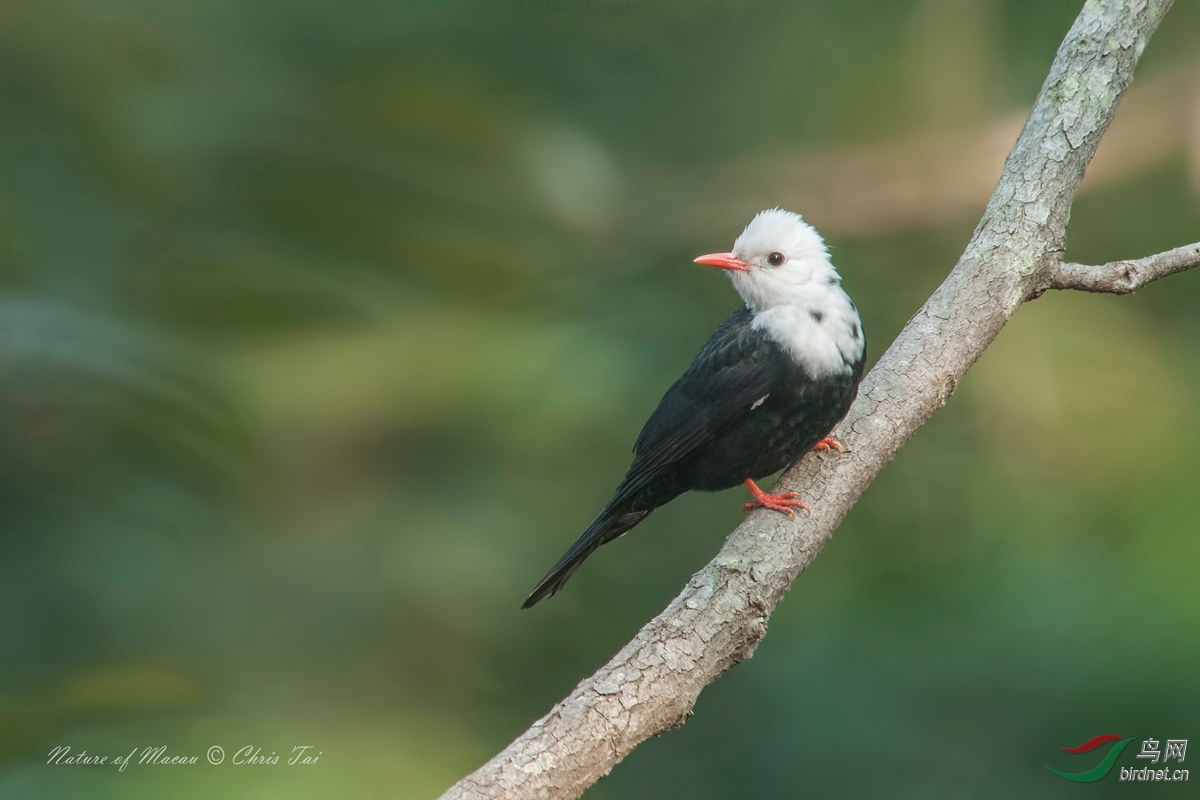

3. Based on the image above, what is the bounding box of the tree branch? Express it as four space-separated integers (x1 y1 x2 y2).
441 2 1185 798
1047 241 1200 294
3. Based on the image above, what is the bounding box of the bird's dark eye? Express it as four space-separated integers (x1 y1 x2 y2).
767 252 785 266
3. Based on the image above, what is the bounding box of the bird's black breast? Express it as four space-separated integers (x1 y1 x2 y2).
613 305 865 512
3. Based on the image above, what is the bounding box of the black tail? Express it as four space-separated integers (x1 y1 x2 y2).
521 504 651 609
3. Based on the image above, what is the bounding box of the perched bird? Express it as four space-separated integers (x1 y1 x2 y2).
522 209 865 609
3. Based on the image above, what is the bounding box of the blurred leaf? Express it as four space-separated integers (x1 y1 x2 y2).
327 52 534 161
0 296 255 491
130 242 368 338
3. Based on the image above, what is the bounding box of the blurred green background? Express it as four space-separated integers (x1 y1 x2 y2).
2 1 1198 797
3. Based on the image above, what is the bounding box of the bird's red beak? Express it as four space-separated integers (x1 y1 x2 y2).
693 252 749 272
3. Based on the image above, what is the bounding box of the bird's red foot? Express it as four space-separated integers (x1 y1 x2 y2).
742 478 810 518
812 437 845 453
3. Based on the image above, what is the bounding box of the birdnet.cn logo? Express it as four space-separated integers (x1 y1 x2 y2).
1045 734 1188 783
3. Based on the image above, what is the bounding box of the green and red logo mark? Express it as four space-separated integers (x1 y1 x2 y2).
1046 734 1134 782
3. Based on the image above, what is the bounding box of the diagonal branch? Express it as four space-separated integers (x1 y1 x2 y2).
441 2 1185 798
1047 241 1200 294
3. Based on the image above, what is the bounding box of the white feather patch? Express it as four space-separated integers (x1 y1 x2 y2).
752 290 864 378
722 208 865 378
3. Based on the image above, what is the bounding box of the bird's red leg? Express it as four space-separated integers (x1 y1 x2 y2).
812 437 844 453
742 478 810 518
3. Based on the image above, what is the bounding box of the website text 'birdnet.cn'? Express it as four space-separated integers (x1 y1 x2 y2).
1120 738 1188 782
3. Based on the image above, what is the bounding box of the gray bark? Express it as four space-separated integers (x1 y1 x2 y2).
441 2 1194 798
1048 242 1200 294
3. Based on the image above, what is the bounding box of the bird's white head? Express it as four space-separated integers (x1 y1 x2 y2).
693 208 839 312
694 208 864 376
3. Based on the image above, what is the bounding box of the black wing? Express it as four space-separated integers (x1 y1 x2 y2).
520 305 782 608
613 305 782 506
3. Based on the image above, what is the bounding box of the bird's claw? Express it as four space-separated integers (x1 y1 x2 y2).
812 437 845 453
742 479 811 518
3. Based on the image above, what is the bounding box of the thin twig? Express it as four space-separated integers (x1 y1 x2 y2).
1049 241 1200 294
